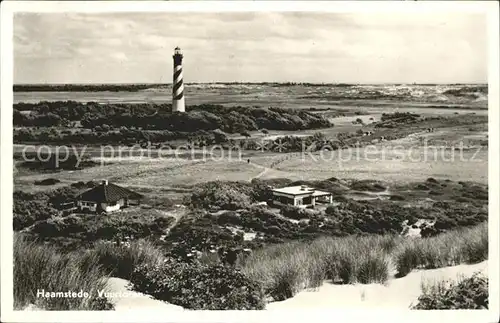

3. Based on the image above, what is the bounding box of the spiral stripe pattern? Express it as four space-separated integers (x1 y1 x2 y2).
173 60 184 100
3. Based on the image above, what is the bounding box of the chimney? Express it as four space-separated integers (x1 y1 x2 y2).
103 180 108 186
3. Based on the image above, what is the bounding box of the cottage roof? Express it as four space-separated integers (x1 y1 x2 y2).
76 181 143 203
272 185 331 197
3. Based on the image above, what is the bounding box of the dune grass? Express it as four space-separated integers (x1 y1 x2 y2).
14 235 113 310
241 223 487 301
81 239 164 280
394 222 488 277
240 235 397 301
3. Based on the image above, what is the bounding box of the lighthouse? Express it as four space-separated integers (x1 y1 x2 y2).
172 47 185 113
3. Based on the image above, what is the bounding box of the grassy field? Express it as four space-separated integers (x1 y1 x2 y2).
251 148 488 184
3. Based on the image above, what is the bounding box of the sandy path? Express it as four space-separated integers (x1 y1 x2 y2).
104 277 184 311
267 261 488 310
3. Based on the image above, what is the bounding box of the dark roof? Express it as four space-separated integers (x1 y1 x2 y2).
76 182 143 203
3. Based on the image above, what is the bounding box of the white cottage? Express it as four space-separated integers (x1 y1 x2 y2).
76 180 143 213
271 185 333 208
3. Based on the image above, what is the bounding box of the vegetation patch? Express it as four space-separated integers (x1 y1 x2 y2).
34 178 61 186
349 179 386 192
241 235 396 301
14 234 113 310
82 239 164 280
14 101 332 136
188 181 255 211
412 273 488 309
131 259 265 310
16 153 98 172
394 222 487 277
29 209 175 245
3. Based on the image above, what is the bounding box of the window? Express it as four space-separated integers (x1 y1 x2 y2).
81 201 95 207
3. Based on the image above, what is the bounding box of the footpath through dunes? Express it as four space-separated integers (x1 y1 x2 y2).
104 278 184 311
267 261 488 310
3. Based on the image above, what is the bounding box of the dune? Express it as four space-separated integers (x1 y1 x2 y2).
267 261 488 310
104 277 184 311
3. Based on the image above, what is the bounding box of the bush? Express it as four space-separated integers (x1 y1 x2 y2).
131 259 265 310
14 234 113 310
189 181 253 210
30 209 175 243
412 274 488 309
34 178 61 186
13 191 58 231
280 205 311 220
350 180 386 192
325 205 339 216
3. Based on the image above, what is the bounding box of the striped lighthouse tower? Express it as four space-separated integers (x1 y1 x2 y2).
172 47 185 113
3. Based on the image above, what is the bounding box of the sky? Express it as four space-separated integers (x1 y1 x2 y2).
14 12 488 84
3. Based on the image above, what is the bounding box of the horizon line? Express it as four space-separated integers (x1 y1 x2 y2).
13 82 488 86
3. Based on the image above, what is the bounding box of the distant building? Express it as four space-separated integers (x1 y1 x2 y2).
172 47 185 112
271 185 333 208
76 180 143 213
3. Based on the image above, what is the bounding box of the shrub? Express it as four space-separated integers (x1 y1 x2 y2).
325 205 339 216
412 274 488 309
189 181 253 210
34 178 61 186
280 205 311 220
350 180 386 192
14 234 113 310
13 191 58 231
131 259 265 310
29 209 175 242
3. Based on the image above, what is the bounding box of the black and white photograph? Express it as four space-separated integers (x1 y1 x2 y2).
1 1 499 322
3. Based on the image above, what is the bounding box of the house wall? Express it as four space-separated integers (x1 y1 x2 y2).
272 191 337 207
77 200 97 212
314 194 333 204
101 198 125 213
272 192 316 207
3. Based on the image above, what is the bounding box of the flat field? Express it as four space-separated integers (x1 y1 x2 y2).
13 83 488 197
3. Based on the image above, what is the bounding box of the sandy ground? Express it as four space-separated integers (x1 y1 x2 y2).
22 263 487 311
267 261 488 310
104 277 184 311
